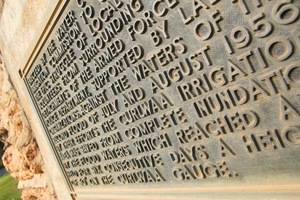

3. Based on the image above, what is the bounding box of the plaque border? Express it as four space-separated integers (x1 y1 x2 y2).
20 0 75 199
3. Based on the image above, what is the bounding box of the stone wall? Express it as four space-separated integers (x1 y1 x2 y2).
0 53 57 199
0 0 72 199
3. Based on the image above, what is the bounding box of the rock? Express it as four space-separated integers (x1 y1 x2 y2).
22 188 57 200
2 145 34 180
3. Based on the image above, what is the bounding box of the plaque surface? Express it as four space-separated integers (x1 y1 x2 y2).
24 0 300 198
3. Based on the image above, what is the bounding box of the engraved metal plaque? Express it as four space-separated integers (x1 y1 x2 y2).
23 0 300 199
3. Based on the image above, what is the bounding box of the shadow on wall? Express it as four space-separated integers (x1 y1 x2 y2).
0 0 4 18
0 127 7 168
0 140 3 153
0 141 4 168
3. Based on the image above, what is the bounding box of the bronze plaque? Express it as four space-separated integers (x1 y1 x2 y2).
24 0 300 198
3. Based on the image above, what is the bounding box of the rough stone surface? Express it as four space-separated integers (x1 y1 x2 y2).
22 188 57 200
0 53 57 199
